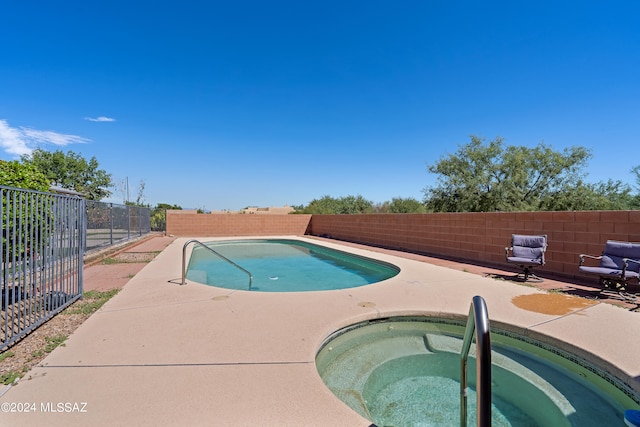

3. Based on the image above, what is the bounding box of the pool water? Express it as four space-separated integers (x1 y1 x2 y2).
316 318 638 426
185 239 399 291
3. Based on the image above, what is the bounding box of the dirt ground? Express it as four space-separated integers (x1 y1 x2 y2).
1 300 99 384
511 292 598 315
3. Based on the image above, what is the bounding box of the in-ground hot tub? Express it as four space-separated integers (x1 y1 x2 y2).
316 317 639 426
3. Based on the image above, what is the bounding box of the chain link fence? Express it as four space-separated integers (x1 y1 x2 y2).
85 201 151 252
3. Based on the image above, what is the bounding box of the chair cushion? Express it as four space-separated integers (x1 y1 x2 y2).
511 235 546 260
507 256 544 266
601 241 640 272
599 254 626 270
579 266 640 279
512 235 546 248
604 240 640 258
579 266 623 277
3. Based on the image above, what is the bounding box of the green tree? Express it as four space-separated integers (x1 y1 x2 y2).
540 180 632 211
631 165 640 209
423 136 628 212
150 203 182 231
303 195 374 214
303 196 340 214
386 197 426 213
0 160 50 191
22 149 112 200
1 160 52 267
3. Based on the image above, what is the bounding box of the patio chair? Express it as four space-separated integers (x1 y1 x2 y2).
505 234 547 282
578 240 640 290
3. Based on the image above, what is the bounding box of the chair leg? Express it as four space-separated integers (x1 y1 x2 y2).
618 292 638 301
521 267 543 283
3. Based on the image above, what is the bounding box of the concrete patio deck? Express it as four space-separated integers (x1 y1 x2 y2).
1 235 639 426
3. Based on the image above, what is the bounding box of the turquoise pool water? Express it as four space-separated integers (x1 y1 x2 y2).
316 318 639 426
185 239 399 291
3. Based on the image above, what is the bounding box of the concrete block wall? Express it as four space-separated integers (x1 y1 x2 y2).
309 211 640 281
165 209 639 281
166 210 312 237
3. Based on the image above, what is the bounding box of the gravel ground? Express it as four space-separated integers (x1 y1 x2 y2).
104 251 159 263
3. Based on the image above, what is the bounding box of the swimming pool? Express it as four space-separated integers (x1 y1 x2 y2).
185 239 400 291
316 317 639 426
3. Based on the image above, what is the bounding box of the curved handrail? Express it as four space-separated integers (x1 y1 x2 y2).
181 239 252 288
460 295 492 427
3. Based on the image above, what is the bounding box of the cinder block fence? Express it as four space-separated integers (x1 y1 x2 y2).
166 210 312 237
166 210 640 283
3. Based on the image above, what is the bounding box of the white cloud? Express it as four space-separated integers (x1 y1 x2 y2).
0 119 90 157
84 116 116 122
0 119 31 156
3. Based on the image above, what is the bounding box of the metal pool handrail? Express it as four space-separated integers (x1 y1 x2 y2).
460 295 492 427
181 239 253 288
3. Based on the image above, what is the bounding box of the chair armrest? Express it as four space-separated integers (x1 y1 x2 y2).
579 254 602 266
624 258 640 267
623 258 640 278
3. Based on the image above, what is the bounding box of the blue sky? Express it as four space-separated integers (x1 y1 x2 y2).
1 1 639 210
